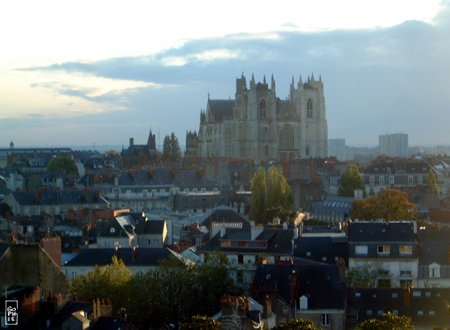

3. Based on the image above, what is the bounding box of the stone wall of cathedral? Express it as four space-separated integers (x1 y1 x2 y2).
197 74 328 161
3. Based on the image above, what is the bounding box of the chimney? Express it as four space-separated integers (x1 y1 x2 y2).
299 295 308 310
40 236 62 269
289 270 298 309
263 295 272 318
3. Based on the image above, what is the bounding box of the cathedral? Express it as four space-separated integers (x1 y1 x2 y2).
193 73 328 161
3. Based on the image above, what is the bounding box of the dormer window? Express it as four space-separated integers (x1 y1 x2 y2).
377 245 390 255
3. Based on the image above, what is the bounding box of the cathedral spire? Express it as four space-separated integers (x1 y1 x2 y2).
251 74 255 88
311 72 315 81
271 74 275 91
298 75 303 88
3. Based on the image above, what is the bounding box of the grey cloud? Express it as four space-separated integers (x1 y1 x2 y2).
18 13 450 146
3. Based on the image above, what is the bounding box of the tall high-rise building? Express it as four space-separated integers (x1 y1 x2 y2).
196 73 328 161
328 138 347 160
379 133 409 157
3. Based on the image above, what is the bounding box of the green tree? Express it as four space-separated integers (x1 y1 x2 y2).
427 168 439 194
249 166 293 224
180 315 221 330
69 256 132 313
162 132 181 161
338 163 364 197
350 189 416 221
273 318 322 330
249 168 267 223
346 264 379 288
357 313 414 330
191 254 234 316
47 156 79 175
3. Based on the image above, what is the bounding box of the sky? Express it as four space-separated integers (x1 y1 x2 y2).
0 0 449 149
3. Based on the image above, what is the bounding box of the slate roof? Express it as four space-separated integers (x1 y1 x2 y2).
310 196 353 220
252 263 346 310
200 205 251 229
135 220 165 235
294 236 348 265
0 243 10 258
11 190 105 206
347 288 450 327
49 301 93 329
208 99 234 122
348 221 417 243
419 227 450 265
64 247 174 267
199 227 294 255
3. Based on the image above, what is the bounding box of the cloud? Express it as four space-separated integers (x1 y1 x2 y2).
11 12 450 146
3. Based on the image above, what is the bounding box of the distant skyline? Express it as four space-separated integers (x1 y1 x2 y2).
1 0 449 148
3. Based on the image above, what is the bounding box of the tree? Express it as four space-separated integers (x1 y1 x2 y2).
427 168 439 194
350 189 416 221
273 318 322 330
162 132 181 161
249 166 293 224
357 313 414 330
338 163 364 197
180 315 221 330
47 156 78 175
346 264 379 288
249 168 267 223
69 256 132 313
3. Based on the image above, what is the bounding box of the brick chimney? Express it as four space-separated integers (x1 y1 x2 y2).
263 295 272 318
289 270 298 309
40 236 62 269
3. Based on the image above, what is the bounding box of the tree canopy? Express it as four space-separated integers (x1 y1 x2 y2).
162 132 181 161
47 156 78 175
180 315 221 330
273 318 322 330
69 254 234 329
427 168 439 194
357 313 414 330
338 163 364 197
350 189 416 221
249 166 293 224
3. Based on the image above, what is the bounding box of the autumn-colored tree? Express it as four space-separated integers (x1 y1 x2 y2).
69 256 132 313
350 189 416 221
273 318 322 330
427 168 439 194
249 166 293 224
357 313 414 330
338 163 364 197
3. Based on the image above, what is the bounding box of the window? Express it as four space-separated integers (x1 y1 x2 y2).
429 264 441 278
307 99 313 118
399 245 413 255
379 176 385 184
259 99 266 110
355 245 368 255
377 245 390 255
400 270 412 277
417 310 424 317
321 313 330 326
306 145 310 157
429 310 435 317
408 176 414 185
369 176 375 184
389 176 394 184
366 310 373 316
238 254 244 264
392 292 398 298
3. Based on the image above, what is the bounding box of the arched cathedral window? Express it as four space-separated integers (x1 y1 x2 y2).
259 99 266 119
307 99 313 118
279 126 294 150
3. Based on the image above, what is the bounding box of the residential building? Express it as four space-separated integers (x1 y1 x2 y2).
251 261 346 329
418 227 450 288
346 288 450 329
328 138 347 161
62 247 178 280
379 133 409 157
136 219 168 248
347 221 419 288
198 225 295 288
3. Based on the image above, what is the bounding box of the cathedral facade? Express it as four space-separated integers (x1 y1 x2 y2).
196 74 328 161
